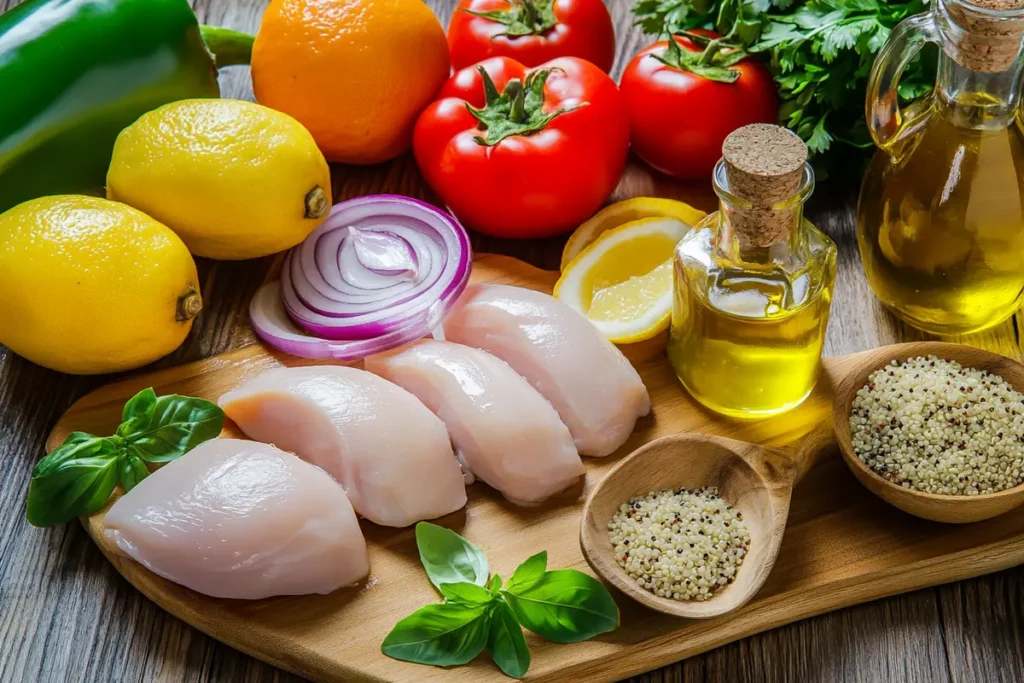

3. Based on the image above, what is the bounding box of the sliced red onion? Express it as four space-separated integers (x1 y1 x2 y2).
282 195 471 341
250 195 472 359
250 281 452 361
350 227 419 278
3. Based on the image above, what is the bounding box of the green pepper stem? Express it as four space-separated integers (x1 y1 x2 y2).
200 25 255 69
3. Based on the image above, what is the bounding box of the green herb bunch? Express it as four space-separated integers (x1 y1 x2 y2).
27 388 225 527
632 0 935 157
382 522 619 678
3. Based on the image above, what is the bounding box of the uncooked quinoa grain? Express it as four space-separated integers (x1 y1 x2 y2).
849 355 1024 495
607 487 749 602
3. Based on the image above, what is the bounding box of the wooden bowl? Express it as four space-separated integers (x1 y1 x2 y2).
580 430 830 619
831 342 1024 524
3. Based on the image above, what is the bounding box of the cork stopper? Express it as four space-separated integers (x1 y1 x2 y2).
946 0 1024 72
720 124 808 250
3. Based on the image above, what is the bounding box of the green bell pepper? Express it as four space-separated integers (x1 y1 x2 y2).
0 0 254 212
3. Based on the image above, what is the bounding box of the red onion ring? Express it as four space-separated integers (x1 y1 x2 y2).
249 195 471 360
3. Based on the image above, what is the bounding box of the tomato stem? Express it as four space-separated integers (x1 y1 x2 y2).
462 0 557 38
466 67 577 146
699 39 721 65
521 0 539 27
653 33 749 84
481 67 502 103
506 80 526 123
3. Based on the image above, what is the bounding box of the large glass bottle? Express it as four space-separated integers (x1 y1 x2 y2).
669 125 837 418
858 0 1024 335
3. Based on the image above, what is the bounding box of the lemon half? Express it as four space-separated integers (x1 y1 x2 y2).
560 197 705 270
554 217 690 343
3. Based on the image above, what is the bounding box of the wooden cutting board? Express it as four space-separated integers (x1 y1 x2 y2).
48 254 1024 683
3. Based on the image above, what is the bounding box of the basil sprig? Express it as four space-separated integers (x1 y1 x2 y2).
382 523 619 678
26 388 225 527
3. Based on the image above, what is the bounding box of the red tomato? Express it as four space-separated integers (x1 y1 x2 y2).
414 56 629 239
447 0 616 73
621 34 778 179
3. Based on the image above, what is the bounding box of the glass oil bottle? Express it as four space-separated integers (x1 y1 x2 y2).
669 124 837 418
858 0 1024 335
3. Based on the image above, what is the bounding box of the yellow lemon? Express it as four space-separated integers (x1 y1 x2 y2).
560 197 705 270
554 217 689 344
0 196 200 375
107 99 332 260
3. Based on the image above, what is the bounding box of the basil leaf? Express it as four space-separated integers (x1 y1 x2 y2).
120 394 225 463
381 602 490 667
507 551 546 592
488 574 502 594
120 451 150 492
38 431 96 458
502 569 619 644
116 388 158 437
415 522 490 590
30 433 114 480
26 435 123 527
440 581 495 607
488 599 530 679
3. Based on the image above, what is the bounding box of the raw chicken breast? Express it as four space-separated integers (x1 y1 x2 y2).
219 366 467 527
443 284 650 457
366 340 586 506
104 439 369 600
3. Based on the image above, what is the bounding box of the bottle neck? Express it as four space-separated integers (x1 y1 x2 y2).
934 49 1024 129
716 202 806 264
709 159 814 265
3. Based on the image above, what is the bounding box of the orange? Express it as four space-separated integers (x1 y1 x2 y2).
252 0 450 165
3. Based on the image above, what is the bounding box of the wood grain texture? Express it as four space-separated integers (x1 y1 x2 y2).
0 1 1022 683
46 258 1024 682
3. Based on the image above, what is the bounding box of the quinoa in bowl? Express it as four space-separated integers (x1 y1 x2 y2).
849 355 1024 496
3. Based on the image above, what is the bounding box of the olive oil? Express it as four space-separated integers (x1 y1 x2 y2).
669 125 837 418
671 229 835 417
857 0 1024 335
858 105 1024 334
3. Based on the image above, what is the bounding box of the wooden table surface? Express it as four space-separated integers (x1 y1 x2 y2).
2 0 1023 681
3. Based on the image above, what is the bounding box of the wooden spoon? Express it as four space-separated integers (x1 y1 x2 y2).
581 342 1024 619
580 424 834 619
831 341 1024 524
